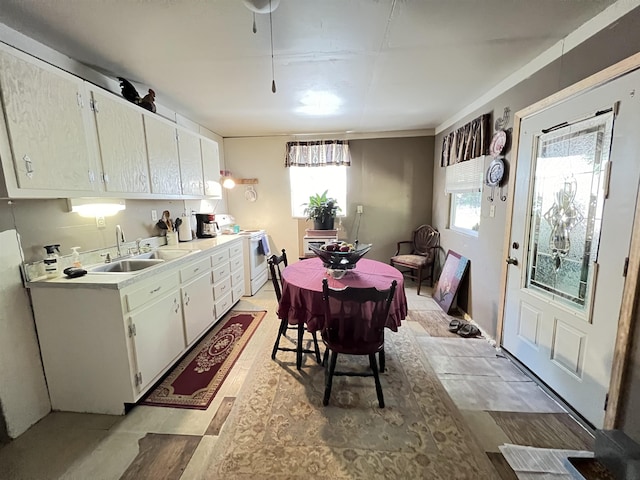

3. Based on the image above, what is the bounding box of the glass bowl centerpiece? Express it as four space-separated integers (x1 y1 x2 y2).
308 242 372 275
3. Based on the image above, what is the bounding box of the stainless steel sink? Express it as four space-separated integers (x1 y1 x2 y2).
89 258 165 273
134 249 198 261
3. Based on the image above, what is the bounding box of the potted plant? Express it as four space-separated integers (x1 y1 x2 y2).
303 190 341 230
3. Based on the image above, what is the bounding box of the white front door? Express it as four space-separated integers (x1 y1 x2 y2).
502 68 640 428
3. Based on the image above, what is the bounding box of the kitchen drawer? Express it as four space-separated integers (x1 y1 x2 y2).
229 255 243 272
229 242 243 258
180 257 210 283
125 272 180 312
215 292 233 319
210 248 229 266
213 277 231 299
232 283 244 302
212 262 230 283
231 269 244 287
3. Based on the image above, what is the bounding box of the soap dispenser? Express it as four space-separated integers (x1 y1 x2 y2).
71 246 82 267
43 244 61 279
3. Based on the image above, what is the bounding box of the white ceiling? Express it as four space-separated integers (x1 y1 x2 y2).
0 0 622 138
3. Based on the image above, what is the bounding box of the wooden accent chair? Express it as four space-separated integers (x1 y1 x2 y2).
269 249 321 369
321 278 397 408
390 225 439 295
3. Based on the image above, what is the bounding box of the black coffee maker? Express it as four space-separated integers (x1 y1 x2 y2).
195 213 220 238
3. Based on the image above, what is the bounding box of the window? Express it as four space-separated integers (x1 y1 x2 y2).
445 156 485 235
289 166 347 218
286 140 350 218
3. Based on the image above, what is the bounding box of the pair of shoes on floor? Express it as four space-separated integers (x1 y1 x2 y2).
448 319 480 338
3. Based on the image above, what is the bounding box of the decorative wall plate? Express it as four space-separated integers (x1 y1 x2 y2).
485 157 505 187
489 130 507 158
245 186 257 202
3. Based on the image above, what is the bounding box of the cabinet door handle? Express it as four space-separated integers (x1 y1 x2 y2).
24 155 34 177
184 293 190 306
193 267 200 273
173 298 180 313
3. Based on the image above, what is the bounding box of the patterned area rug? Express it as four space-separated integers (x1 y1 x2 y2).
204 322 500 479
141 310 265 410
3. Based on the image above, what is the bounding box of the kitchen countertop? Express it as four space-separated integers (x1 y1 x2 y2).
28 235 242 290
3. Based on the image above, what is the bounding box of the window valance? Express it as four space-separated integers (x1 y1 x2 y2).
441 113 491 167
285 140 351 167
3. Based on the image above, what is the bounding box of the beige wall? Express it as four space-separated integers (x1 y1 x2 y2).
223 136 434 263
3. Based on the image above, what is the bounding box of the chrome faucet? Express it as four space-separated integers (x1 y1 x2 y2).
116 225 125 258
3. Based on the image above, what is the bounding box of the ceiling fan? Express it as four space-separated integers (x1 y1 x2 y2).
243 0 280 93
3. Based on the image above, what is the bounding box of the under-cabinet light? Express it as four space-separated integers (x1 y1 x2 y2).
67 198 126 218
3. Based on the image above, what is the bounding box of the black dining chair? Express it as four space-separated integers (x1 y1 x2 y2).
321 278 397 408
270 249 321 369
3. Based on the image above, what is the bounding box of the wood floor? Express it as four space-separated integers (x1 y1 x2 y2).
0 281 599 479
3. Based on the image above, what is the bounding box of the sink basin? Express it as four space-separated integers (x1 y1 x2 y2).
89 258 165 273
134 249 198 261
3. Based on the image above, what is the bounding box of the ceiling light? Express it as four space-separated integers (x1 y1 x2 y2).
297 91 342 116
67 198 126 217
243 0 280 14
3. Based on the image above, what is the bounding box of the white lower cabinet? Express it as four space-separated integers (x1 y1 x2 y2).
128 288 184 393
29 239 245 415
182 271 215 346
230 242 245 302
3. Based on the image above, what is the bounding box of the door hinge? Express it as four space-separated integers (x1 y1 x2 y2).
623 257 630 277
128 323 137 337
604 392 609 411
134 371 142 386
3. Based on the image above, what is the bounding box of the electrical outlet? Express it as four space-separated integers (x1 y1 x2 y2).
357 205 363 214
151 209 158 221
96 216 106 228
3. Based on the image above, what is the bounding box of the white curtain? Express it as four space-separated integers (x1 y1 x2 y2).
285 140 351 167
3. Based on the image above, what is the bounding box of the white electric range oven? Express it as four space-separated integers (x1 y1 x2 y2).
238 229 270 296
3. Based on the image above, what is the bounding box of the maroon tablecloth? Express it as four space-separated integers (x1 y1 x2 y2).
277 257 407 332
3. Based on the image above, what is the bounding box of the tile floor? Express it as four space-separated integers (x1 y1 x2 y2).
0 282 593 479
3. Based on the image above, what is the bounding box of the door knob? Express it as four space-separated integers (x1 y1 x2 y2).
506 257 518 266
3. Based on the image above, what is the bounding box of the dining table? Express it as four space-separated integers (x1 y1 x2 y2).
276 256 408 334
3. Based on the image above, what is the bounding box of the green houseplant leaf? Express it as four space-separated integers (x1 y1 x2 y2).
302 190 341 223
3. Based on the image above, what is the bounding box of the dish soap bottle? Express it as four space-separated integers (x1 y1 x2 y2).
43 244 61 279
71 246 82 267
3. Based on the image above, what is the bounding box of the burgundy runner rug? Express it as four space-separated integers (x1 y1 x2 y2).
141 310 265 410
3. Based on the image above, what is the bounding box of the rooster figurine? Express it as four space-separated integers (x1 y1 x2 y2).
117 77 156 113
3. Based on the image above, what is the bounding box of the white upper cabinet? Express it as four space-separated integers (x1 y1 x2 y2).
0 46 97 195
177 128 204 196
0 43 224 200
143 114 181 195
89 88 150 194
201 138 222 198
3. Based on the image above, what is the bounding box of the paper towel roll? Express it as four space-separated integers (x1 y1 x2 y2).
178 216 193 241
